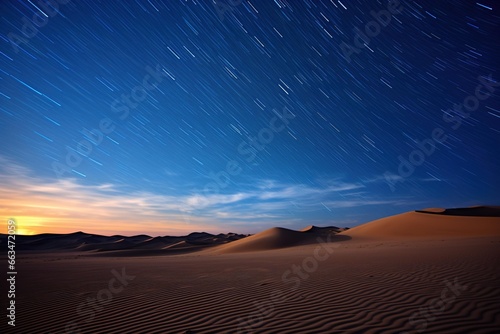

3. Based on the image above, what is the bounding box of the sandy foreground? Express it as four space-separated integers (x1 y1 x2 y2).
2 209 500 333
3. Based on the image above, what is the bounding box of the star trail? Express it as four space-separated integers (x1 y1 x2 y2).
0 0 499 235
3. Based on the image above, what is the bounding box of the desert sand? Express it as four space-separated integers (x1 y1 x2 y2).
2 206 499 333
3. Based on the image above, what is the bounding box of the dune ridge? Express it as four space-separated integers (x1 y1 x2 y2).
2 230 249 254
341 206 500 240
416 205 500 217
214 226 347 253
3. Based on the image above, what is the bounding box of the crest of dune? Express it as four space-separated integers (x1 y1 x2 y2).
215 227 307 253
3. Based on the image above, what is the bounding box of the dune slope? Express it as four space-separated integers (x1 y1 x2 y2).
341 207 500 240
215 226 344 253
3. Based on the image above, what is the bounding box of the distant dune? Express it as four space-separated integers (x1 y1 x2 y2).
3 230 249 254
214 226 347 253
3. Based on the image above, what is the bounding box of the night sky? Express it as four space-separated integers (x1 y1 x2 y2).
1 0 499 236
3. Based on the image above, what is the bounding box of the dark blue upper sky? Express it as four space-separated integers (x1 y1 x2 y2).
1 0 499 235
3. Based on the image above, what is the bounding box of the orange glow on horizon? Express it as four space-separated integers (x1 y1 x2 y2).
0 172 225 236
1 215 216 237
0 160 262 237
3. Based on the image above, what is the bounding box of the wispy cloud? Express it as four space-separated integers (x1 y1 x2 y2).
0 157 196 235
185 193 251 209
364 173 443 185
0 157 413 235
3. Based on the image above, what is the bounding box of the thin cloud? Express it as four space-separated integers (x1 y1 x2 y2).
0 158 414 235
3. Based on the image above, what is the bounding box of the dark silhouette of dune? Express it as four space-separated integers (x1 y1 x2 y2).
300 225 349 233
2 231 249 254
416 205 500 217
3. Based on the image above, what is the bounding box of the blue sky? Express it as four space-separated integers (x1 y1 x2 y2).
1 0 499 235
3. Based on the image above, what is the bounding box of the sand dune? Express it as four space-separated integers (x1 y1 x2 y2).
215 226 347 253
5 231 248 253
417 205 500 217
215 227 306 253
75 239 136 251
341 206 500 240
299 225 348 233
